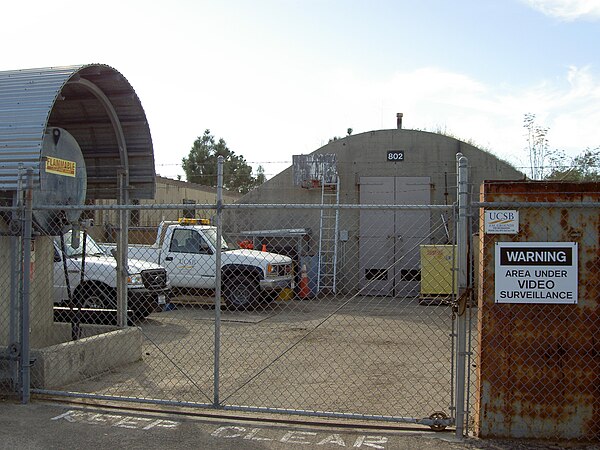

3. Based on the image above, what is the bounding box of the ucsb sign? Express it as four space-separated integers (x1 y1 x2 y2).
484 210 519 234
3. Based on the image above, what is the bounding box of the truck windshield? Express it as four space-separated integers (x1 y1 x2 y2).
202 228 238 251
57 231 107 258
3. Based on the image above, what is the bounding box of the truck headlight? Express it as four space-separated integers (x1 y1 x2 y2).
266 263 291 277
127 273 144 287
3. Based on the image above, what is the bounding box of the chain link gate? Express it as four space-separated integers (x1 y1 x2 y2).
3 157 475 437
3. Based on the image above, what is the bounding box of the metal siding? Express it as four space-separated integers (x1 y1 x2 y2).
359 177 395 295
394 177 431 296
476 181 600 440
0 65 156 199
292 153 338 186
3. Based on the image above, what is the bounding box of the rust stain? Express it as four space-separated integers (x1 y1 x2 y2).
476 181 600 440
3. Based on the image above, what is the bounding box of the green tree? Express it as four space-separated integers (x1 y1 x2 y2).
546 147 600 181
181 129 265 194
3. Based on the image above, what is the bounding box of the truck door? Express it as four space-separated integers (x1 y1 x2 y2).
163 228 216 289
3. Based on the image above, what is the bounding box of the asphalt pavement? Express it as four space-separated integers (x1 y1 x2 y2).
0 398 469 450
1 398 597 450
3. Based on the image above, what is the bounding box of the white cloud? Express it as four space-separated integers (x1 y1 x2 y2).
151 64 600 180
522 0 600 20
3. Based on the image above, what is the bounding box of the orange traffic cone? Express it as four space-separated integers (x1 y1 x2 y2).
261 243 267 252
299 264 310 299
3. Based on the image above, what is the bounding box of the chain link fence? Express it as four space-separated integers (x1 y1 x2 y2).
6 162 597 441
0 172 467 434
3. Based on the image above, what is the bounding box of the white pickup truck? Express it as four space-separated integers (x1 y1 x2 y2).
102 219 293 309
54 230 170 320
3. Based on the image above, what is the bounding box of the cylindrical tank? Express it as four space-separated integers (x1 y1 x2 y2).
33 127 87 234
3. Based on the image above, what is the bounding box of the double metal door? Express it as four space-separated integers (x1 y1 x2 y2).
359 177 431 296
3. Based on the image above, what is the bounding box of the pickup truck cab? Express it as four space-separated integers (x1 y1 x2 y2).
54 230 170 319
106 219 293 309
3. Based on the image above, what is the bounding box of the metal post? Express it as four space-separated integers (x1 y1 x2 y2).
117 171 129 327
213 156 223 407
9 177 23 391
21 168 34 404
455 154 469 438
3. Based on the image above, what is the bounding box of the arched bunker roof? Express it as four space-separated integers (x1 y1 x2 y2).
0 64 155 199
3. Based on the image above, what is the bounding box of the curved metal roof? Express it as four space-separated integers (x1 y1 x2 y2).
0 64 156 199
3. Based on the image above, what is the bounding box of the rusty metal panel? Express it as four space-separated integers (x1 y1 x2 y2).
475 181 600 440
292 153 337 187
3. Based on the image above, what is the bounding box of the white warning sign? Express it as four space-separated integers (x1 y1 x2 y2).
495 242 578 304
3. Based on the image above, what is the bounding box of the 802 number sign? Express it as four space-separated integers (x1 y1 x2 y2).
387 151 404 161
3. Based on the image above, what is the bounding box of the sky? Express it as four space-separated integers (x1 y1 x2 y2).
2 0 600 180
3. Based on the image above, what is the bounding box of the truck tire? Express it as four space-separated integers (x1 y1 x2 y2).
74 284 116 309
222 271 260 310
131 294 159 320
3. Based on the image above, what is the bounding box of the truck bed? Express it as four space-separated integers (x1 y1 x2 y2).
100 243 161 264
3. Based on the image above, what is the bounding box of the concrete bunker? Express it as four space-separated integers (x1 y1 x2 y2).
229 121 524 298
0 64 157 389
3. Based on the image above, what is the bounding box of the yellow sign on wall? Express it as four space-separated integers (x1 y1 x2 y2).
45 157 76 177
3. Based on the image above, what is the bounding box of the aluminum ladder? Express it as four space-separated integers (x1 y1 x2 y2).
317 175 339 294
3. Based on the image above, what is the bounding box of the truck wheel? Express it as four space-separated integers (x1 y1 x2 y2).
132 296 158 320
75 285 116 309
223 276 259 310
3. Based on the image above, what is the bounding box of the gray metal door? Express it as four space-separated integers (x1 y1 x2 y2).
359 176 431 296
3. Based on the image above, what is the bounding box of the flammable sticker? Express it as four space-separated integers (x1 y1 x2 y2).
46 156 76 177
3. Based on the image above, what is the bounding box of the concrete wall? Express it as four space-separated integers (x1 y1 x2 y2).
31 327 142 389
238 129 521 205
224 129 523 293
0 234 58 349
0 232 116 348
0 225 142 391
30 237 56 348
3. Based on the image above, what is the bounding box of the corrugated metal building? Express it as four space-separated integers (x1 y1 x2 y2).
0 64 156 200
0 64 158 347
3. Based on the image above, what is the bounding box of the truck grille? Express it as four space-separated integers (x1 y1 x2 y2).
141 269 168 290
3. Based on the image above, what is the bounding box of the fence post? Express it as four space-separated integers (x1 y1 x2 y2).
455 154 469 437
9 167 24 392
21 168 34 404
213 155 223 407
117 170 129 327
